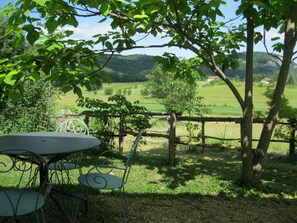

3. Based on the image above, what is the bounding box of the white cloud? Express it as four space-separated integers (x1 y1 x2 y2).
264 28 284 41
67 21 114 40
253 27 285 52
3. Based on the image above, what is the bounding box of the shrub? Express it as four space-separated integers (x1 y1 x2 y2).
140 88 150 96
78 95 152 152
104 87 114 95
0 79 56 134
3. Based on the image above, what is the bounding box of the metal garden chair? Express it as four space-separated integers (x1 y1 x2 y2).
0 149 50 223
78 130 144 222
48 118 89 222
48 118 89 185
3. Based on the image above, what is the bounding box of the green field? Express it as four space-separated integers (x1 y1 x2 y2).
56 81 297 116
55 81 297 153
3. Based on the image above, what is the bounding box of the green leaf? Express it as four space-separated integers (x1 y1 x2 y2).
62 15 79 28
22 24 35 32
33 0 48 6
147 5 160 14
105 41 113 49
45 19 59 33
134 14 149 19
100 2 110 16
13 34 25 48
26 30 39 45
4 70 19 86
73 86 82 97
23 10 30 17
61 85 73 93
0 59 9 64
8 90 22 101
271 37 281 41
29 72 41 81
64 30 74 36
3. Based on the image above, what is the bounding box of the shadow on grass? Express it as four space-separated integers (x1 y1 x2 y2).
41 190 297 223
81 142 297 196
134 145 240 189
44 144 297 222
2 143 296 223
133 145 297 196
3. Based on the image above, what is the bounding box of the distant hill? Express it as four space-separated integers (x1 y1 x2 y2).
100 52 297 82
226 52 297 80
99 54 155 82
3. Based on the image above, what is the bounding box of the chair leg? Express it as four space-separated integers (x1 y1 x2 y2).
121 187 129 217
114 188 129 222
50 169 73 190
0 217 10 223
35 208 45 223
49 171 87 223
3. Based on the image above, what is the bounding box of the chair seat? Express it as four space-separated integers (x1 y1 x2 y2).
78 173 123 190
0 189 46 217
48 162 80 171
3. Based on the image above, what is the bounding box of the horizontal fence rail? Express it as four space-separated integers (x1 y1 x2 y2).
58 110 296 166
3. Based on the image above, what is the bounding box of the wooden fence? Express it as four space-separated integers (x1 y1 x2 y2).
59 110 297 166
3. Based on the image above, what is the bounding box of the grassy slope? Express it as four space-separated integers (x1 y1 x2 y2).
56 81 297 116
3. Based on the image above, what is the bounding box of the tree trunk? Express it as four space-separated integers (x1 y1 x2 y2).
249 2 297 187
240 14 255 187
168 111 176 166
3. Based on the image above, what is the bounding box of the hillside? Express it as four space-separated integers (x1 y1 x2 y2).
100 52 297 82
99 54 155 82
227 52 297 80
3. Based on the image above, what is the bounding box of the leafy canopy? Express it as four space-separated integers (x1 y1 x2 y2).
0 0 245 100
1 0 295 103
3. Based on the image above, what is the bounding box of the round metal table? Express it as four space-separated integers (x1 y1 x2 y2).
0 132 101 183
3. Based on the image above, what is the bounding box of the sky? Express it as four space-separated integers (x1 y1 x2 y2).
0 0 284 59
70 1 284 58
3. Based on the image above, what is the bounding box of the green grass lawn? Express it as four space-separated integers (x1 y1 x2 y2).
44 82 297 222
4 142 296 223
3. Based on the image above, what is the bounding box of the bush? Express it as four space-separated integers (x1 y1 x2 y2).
78 95 152 152
0 79 56 134
104 87 114 95
140 88 150 96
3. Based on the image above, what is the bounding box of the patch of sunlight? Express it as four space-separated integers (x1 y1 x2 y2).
202 156 225 161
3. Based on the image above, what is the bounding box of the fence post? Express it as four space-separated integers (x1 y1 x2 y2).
84 114 89 128
168 111 176 166
61 109 66 122
289 118 296 162
119 115 125 152
201 120 206 145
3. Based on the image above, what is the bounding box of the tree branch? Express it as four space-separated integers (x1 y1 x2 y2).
263 29 283 63
84 52 114 77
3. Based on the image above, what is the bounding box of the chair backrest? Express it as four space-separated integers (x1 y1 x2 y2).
56 118 89 135
0 149 48 218
85 130 144 189
122 130 144 185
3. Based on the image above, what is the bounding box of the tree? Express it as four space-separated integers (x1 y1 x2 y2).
0 15 56 134
146 64 204 114
0 16 26 60
1 0 296 187
238 0 297 187
0 79 56 134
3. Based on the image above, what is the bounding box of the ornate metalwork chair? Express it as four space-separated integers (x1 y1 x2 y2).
0 149 50 223
48 118 89 222
48 118 89 184
78 130 144 222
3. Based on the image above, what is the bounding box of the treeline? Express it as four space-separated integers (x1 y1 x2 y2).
100 52 297 83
